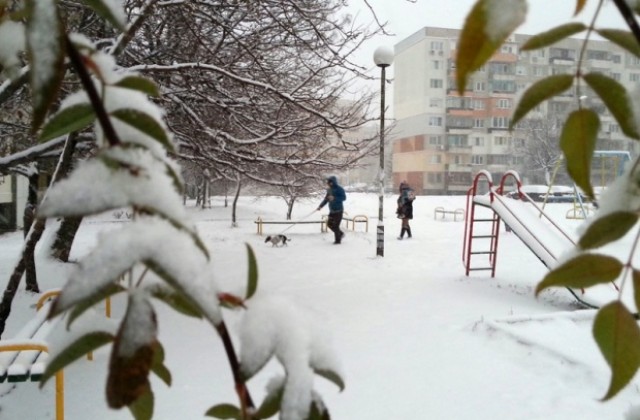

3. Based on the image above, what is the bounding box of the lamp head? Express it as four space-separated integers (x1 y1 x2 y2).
373 46 394 68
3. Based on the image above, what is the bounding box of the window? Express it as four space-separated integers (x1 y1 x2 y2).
454 155 461 164
630 56 640 65
492 117 511 128
610 124 620 133
433 60 440 70
630 73 640 82
447 135 468 147
429 116 443 126
487 155 510 165
429 98 442 108
513 138 525 148
612 72 621 81
491 80 516 93
516 65 527 76
429 135 443 145
430 79 443 88
475 81 486 91
473 99 485 110
474 137 485 146
497 99 511 109
532 66 547 77
430 155 442 164
612 54 622 64
494 136 509 146
471 155 484 165
474 119 485 128
430 41 444 51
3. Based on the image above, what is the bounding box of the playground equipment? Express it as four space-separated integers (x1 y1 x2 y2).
544 150 631 220
463 170 620 308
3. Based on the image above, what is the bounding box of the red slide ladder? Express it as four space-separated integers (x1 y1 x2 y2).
462 171 502 276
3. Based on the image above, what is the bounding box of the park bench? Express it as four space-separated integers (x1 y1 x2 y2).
434 207 465 222
0 289 63 419
0 288 112 420
255 214 369 235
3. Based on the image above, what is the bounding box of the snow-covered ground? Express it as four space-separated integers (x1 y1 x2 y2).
1 193 639 419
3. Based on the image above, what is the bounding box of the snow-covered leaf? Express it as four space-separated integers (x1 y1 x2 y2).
306 399 329 420
510 75 574 129
50 219 218 328
596 29 640 58
204 404 241 419
78 0 126 31
63 283 126 328
593 301 640 400
560 109 599 199
151 342 172 387
113 76 160 97
39 103 96 142
111 108 174 152
245 244 258 300
579 211 638 250
521 23 586 51
456 0 526 93
582 72 640 140
107 293 157 408
39 331 115 387
255 379 284 419
26 0 66 131
128 386 154 420
535 254 623 296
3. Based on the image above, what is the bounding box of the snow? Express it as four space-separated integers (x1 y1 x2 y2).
0 21 25 70
483 0 527 42
1 193 640 419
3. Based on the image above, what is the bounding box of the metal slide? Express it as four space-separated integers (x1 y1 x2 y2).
463 170 618 309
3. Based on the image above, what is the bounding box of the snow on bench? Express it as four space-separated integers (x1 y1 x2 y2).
434 207 465 221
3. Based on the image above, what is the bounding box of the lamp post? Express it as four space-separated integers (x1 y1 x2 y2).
373 46 393 257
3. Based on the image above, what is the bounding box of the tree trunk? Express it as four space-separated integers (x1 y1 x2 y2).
49 216 83 262
0 133 77 337
0 218 45 337
286 197 296 220
231 179 242 226
24 172 39 292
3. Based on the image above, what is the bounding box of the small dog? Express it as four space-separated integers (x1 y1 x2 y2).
264 234 289 247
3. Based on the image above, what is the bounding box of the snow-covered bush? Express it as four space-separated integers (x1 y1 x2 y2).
458 0 640 402
0 1 342 419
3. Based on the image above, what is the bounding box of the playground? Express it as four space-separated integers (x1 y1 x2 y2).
0 188 639 419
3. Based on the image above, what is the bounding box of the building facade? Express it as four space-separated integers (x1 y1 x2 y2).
392 27 638 194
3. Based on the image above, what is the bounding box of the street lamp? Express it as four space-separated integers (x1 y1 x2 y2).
373 46 393 257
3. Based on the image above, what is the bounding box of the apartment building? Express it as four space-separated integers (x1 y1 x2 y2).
392 26 638 194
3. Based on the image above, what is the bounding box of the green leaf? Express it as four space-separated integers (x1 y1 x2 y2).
78 0 126 31
40 332 115 386
456 0 526 93
521 23 587 51
113 76 160 97
579 211 639 250
596 29 640 58
593 301 640 400
245 244 258 300
560 109 599 199
582 72 640 140
151 342 172 387
535 254 623 296
39 103 96 142
148 284 202 319
26 0 66 131
634 270 640 314
314 368 345 392
64 283 126 328
205 403 241 419
306 400 330 420
510 75 574 128
128 386 154 420
110 108 174 152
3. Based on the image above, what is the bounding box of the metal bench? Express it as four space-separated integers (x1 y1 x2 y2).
434 207 465 221
255 214 369 235
0 290 63 419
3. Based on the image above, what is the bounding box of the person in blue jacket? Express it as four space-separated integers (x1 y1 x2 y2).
317 176 346 244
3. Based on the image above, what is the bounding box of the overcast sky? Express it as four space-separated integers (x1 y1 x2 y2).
348 0 629 102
